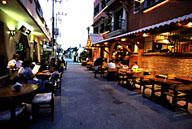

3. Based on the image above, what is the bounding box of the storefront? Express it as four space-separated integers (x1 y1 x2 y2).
91 13 192 76
0 0 51 77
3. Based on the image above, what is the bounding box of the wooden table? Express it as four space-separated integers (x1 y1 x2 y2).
126 71 143 89
175 76 192 84
149 78 182 103
0 84 38 119
36 72 51 80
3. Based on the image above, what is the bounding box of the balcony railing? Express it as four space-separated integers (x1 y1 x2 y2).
105 19 126 37
111 19 125 31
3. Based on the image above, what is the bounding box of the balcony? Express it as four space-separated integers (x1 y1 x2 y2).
104 0 120 12
106 19 126 37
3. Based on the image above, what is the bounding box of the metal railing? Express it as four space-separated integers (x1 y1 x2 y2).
111 19 125 31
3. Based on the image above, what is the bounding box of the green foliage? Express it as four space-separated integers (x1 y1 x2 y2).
80 50 89 60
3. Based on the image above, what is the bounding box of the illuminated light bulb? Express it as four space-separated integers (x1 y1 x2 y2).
186 22 192 28
2 0 7 4
142 33 150 37
121 38 126 41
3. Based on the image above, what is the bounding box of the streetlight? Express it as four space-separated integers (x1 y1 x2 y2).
47 0 63 57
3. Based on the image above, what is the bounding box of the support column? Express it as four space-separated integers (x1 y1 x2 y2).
137 47 143 68
137 41 144 68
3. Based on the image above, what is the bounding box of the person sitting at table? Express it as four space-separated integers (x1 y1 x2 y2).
117 60 123 68
7 54 22 69
122 64 129 69
18 59 43 91
131 62 138 70
39 58 47 72
108 60 116 69
43 65 59 86
48 58 56 73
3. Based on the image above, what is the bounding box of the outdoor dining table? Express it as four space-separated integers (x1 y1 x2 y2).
149 78 182 104
0 84 38 120
36 72 52 80
120 70 143 89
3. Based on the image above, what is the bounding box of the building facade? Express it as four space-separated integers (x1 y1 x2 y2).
92 0 192 76
0 0 51 77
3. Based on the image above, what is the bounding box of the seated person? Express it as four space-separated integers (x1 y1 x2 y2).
122 65 129 69
117 61 123 68
7 54 22 69
108 60 116 69
18 59 43 91
131 62 139 70
49 65 60 83
43 65 60 85
48 58 56 73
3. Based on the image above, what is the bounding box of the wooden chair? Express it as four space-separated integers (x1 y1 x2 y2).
32 81 55 121
117 69 128 86
56 72 63 92
142 75 161 98
107 68 118 81
0 99 28 127
132 71 144 89
0 103 27 121
164 84 192 111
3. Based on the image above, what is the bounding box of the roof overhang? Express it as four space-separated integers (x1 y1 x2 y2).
0 0 50 40
104 0 121 12
94 13 192 44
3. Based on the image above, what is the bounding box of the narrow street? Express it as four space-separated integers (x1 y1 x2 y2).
28 59 192 129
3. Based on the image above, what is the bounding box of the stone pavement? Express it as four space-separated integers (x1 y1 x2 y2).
28 59 192 129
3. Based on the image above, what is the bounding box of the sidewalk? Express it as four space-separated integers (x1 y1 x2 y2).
28 59 192 129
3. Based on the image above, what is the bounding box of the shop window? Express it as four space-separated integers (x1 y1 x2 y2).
144 28 192 53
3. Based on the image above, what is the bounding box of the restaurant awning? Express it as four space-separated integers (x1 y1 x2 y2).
94 13 192 44
90 34 104 45
85 34 104 48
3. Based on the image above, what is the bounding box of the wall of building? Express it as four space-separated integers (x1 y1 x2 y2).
128 0 192 32
0 9 17 60
19 0 50 39
142 55 192 77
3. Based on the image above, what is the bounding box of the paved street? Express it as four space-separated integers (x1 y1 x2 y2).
28 59 192 129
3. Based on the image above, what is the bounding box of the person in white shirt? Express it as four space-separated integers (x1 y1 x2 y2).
131 62 138 70
108 60 116 68
7 54 22 69
122 65 129 69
